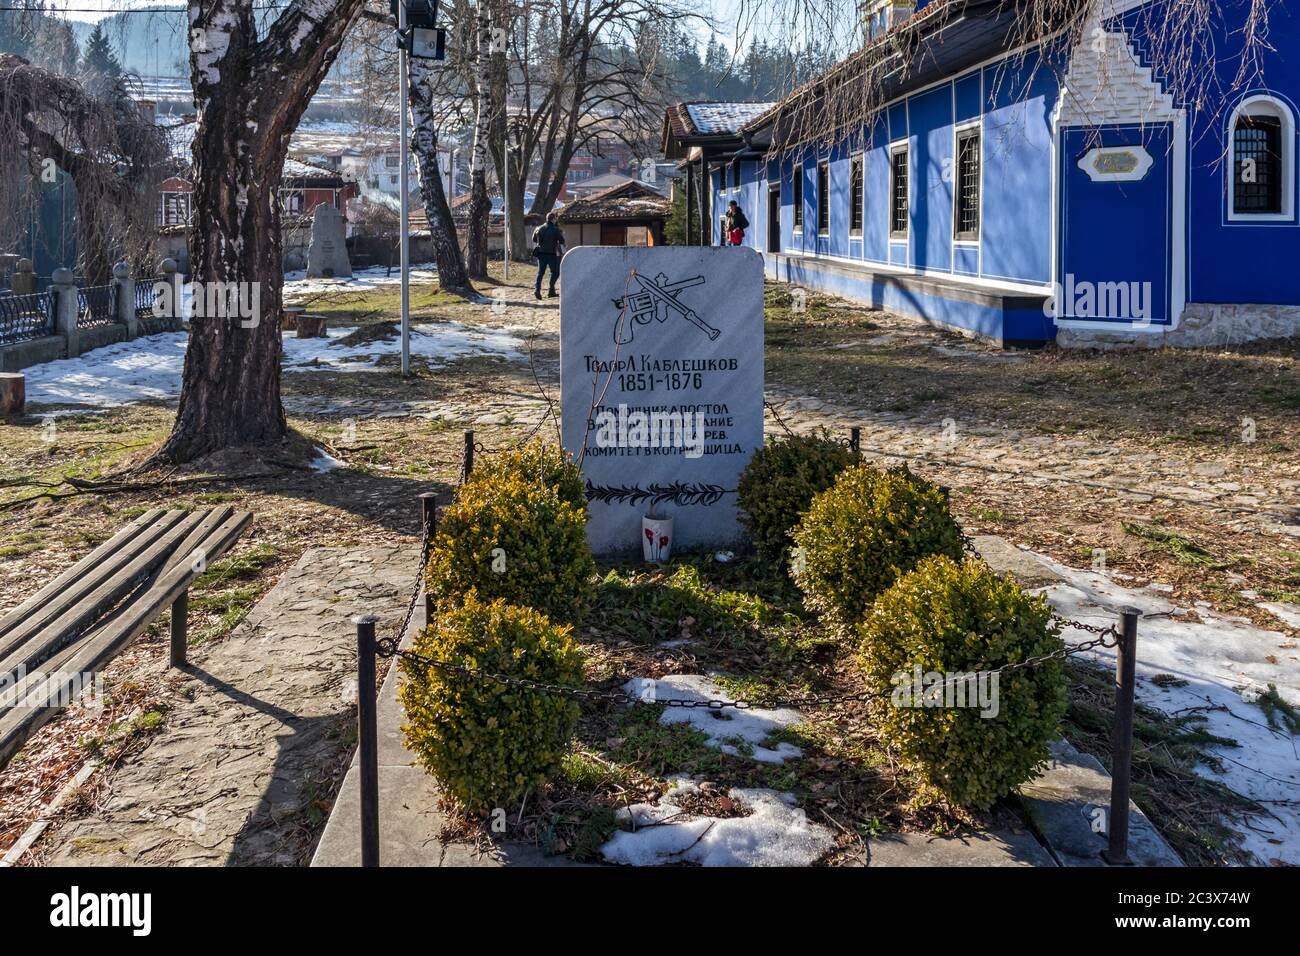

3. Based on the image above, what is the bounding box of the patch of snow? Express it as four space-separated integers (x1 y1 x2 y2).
621 675 803 763
22 324 524 409
310 449 345 473
1260 602 1300 631
601 781 835 867
283 263 440 297
283 322 523 373
1034 552 1300 866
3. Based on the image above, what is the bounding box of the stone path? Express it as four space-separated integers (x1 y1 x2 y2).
41 546 419 866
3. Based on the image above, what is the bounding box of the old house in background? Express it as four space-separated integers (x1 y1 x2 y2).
557 180 670 247
666 0 1300 348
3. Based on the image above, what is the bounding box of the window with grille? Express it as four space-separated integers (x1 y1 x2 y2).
817 160 830 234
955 127 981 240
849 155 864 235
1234 114 1283 215
890 146 908 237
793 168 803 231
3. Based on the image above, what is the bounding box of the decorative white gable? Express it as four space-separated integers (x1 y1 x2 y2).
1056 11 1179 127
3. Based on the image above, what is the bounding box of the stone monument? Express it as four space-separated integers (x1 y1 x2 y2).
560 246 764 556
306 203 352 279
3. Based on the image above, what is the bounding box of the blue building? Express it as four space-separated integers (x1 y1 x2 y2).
663 0 1300 348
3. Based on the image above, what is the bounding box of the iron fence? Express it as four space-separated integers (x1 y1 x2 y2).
0 291 55 345
135 277 164 318
75 284 117 329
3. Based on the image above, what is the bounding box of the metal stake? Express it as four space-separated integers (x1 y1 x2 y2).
420 492 437 628
1103 606 1140 865
462 429 475 483
849 426 861 455
355 615 380 867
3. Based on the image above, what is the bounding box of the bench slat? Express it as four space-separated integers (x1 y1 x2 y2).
0 512 210 686
0 508 167 639
0 511 253 769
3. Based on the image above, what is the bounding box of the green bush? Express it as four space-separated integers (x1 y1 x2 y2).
858 555 1067 809
399 595 585 812
488 440 587 510
737 432 858 561
426 468 596 622
790 464 964 631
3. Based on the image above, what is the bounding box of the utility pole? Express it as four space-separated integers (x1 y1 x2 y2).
398 0 411 376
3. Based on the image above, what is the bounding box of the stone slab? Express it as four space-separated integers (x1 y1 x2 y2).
1018 739 1183 867
971 535 1065 589
857 828 1057 867
560 246 765 556
306 203 352 279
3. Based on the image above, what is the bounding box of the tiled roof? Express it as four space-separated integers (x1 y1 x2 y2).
557 181 671 223
683 101 777 136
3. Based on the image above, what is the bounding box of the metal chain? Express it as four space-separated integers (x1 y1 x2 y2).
379 622 1120 712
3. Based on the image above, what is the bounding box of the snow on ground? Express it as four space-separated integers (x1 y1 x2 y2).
283 263 439 297
1033 550 1300 865
622 675 804 763
22 324 524 409
601 780 836 867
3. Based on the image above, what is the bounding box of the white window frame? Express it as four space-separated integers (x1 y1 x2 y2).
848 151 865 239
952 119 983 245
888 139 910 240
1227 93 1296 223
816 158 831 237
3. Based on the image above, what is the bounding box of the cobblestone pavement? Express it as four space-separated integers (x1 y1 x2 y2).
40 546 419 866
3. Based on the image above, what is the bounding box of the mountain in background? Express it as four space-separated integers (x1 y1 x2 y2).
68 6 189 77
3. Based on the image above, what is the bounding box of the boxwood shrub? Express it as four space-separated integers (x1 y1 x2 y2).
489 440 587 510
737 431 858 562
858 555 1067 809
790 464 964 632
425 467 596 622
399 595 585 812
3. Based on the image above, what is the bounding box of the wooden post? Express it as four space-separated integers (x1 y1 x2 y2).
1103 607 1140 866
169 591 188 668
0 373 25 417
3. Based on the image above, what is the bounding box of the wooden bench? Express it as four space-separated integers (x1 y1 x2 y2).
0 506 252 769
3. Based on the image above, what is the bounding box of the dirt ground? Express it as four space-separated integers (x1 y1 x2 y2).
1 262 1296 864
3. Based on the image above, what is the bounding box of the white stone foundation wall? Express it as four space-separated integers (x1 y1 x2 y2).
1058 304 1300 349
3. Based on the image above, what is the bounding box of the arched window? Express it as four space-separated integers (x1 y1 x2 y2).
1229 95 1296 221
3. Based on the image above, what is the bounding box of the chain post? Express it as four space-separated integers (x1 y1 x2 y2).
355 614 380 868
849 426 860 455
419 492 437 629
462 429 475 483
1103 606 1140 866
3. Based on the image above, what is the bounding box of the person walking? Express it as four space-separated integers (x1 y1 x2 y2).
725 200 749 246
532 212 565 299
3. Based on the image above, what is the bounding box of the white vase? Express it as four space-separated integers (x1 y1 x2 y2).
641 515 674 563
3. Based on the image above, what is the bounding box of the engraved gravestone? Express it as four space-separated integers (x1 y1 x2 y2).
560 246 764 556
306 203 352 279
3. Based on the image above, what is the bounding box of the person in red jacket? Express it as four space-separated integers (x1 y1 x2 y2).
725 200 749 246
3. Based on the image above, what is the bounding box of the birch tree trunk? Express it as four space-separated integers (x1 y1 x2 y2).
464 9 492 278
156 0 365 463
407 54 473 294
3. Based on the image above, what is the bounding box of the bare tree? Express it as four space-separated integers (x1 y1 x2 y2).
464 2 494 277
155 0 368 464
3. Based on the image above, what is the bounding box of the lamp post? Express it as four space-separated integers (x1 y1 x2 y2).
398 0 411 376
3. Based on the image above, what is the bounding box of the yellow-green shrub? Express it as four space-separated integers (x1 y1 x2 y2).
737 432 858 561
399 595 585 812
790 464 964 632
426 468 596 622
489 440 586 510
858 555 1066 809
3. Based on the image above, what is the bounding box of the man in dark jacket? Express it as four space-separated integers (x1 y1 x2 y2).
532 212 565 299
